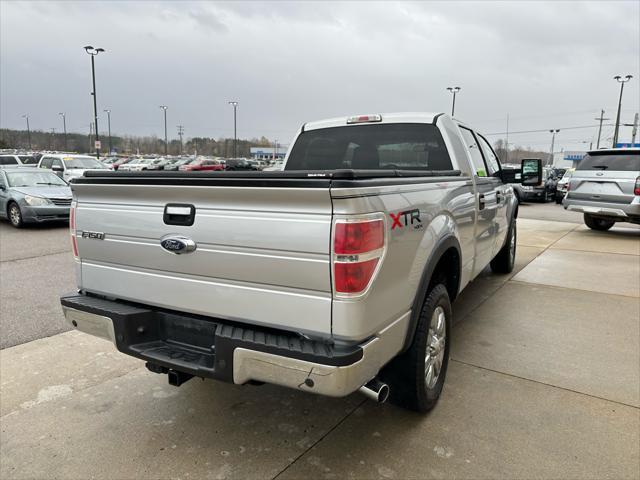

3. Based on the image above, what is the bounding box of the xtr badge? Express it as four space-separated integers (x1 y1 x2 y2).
391 209 423 230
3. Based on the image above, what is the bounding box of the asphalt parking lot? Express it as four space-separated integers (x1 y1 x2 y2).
1 203 639 479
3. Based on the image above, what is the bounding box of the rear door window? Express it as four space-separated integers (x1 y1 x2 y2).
286 123 453 171
39 157 54 169
577 153 640 171
0 156 18 165
18 155 38 165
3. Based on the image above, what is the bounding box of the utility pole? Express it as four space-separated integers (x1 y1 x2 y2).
84 46 105 158
22 114 31 150
104 109 112 154
549 129 560 166
505 114 510 164
446 87 461 116
623 113 639 145
159 106 168 155
88 123 94 153
58 113 67 151
177 125 184 155
594 109 610 149
612 75 633 147
50 128 56 150
228 101 238 158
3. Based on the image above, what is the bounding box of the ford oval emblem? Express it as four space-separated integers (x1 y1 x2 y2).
160 235 197 254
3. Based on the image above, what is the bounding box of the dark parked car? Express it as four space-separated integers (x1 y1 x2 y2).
225 158 258 171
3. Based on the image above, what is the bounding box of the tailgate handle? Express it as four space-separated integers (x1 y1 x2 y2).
164 204 196 226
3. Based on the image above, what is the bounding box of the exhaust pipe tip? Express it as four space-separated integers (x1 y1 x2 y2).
359 378 389 404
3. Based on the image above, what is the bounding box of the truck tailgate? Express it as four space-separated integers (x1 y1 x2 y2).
72 181 333 336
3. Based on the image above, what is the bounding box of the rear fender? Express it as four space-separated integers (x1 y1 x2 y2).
400 211 461 352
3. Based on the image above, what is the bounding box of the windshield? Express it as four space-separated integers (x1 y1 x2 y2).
63 157 105 169
7 171 68 187
577 152 640 171
286 123 453 171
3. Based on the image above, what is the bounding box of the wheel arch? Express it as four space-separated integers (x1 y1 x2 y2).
400 235 462 353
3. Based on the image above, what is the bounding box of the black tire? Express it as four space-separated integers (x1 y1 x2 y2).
490 219 516 274
555 195 562 204
8 202 23 228
584 213 614 231
381 284 451 413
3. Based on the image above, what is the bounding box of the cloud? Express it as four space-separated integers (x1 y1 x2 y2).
1 1 638 150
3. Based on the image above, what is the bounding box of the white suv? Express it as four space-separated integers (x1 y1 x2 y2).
37 154 108 182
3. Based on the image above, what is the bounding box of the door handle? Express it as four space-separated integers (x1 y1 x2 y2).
163 203 196 226
478 193 486 210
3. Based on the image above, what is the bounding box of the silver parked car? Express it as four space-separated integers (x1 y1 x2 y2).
0 168 72 227
563 148 640 230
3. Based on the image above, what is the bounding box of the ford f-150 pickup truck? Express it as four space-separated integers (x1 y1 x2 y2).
60 112 541 412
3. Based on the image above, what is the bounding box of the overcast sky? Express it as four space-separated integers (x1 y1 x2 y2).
1 1 639 152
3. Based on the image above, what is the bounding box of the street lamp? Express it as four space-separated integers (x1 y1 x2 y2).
103 109 112 155
446 87 461 116
58 113 67 151
228 101 238 158
612 75 633 147
22 114 31 150
84 45 105 158
549 129 560 166
159 106 168 155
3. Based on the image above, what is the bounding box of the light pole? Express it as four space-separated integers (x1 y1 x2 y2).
549 129 560 166
84 46 105 158
103 109 112 154
612 75 633 147
58 113 67 151
22 114 31 150
159 106 168 155
446 87 461 116
228 101 238 158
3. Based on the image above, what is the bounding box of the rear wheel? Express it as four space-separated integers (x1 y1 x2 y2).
8 202 23 228
381 284 451 413
490 219 516 274
584 213 614 231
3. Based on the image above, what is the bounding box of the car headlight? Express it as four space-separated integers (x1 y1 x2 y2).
24 195 52 206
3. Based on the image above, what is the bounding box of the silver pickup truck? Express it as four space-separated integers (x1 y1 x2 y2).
60 113 540 412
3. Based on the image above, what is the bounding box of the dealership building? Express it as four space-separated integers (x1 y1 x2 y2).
250 146 288 161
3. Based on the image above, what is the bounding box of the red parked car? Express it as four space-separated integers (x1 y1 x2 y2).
178 158 224 172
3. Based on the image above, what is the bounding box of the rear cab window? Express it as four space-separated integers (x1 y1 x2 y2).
577 152 640 172
285 123 453 171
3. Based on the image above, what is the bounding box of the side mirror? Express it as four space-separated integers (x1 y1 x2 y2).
52 165 64 172
521 158 542 186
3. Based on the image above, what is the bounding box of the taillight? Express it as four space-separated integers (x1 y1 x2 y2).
70 204 78 258
634 177 640 196
333 217 385 296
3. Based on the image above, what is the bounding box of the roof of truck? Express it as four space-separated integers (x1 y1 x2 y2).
302 112 445 131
